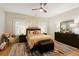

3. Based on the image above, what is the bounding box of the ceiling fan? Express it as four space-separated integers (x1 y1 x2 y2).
32 3 47 13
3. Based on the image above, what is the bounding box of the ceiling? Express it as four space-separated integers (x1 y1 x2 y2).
0 3 79 18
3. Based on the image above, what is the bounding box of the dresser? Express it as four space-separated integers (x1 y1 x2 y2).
55 32 79 48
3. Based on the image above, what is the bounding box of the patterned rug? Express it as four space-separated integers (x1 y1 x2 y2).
9 41 78 56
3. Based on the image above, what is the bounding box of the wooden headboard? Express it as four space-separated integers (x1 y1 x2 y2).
26 27 41 36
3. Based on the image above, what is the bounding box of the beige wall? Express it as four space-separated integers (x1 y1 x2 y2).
48 7 79 39
0 8 5 38
5 12 49 34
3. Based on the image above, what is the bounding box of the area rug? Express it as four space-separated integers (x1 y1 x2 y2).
8 43 28 56
8 41 78 56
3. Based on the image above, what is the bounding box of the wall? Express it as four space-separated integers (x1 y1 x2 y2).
5 7 79 39
0 8 5 38
5 12 49 34
48 7 79 39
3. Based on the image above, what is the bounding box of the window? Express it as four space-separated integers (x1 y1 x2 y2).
13 19 48 35
38 23 47 33
15 21 27 35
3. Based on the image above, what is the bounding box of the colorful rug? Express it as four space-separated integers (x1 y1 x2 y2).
9 41 78 56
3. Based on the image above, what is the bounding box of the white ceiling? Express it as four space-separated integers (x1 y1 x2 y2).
0 3 79 18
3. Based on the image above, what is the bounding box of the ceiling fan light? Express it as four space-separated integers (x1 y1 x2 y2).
40 9 43 12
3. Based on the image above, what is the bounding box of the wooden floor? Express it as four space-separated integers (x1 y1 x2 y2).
0 41 79 56
66 49 79 56
0 43 14 56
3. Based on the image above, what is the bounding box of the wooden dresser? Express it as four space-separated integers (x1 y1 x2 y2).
55 32 79 48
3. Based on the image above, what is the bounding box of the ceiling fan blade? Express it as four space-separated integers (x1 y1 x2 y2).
32 8 40 10
32 3 47 13
44 3 47 6
43 9 47 13
40 3 47 6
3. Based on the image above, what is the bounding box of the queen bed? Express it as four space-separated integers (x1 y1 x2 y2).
26 27 54 53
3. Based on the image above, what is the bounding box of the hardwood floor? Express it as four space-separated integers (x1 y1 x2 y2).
0 43 14 56
66 49 79 56
0 41 79 56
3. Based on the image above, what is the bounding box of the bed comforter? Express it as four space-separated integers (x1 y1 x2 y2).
27 34 53 49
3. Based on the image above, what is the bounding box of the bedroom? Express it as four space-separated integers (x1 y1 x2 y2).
0 3 79 56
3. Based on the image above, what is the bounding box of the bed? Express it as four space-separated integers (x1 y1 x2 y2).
26 27 54 53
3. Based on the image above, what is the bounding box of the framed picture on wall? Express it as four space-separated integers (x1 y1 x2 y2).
60 20 74 33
